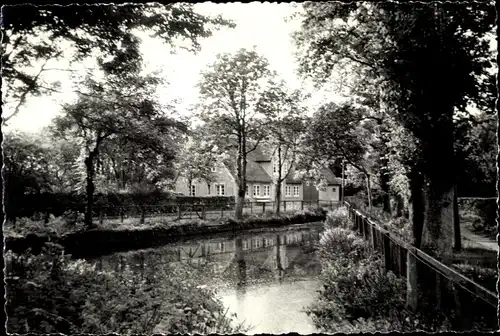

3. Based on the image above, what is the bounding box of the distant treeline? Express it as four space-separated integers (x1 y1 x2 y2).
7 192 235 219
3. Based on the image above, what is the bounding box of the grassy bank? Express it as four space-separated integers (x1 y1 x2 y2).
5 242 249 334
5 208 327 258
307 207 466 333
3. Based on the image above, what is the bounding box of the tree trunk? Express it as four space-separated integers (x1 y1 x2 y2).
365 173 372 210
421 183 454 256
275 180 282 215
452 184 461 251
275 144 283 214
84 150 98 229
380 171 392 214
234 135 247 219
408 169 425 249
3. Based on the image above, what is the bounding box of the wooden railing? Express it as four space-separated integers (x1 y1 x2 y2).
345 201 498 331
18 200 341 225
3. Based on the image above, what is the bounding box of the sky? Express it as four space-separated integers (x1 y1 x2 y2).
5 2 336 133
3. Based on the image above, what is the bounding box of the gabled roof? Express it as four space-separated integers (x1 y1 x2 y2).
246 160 272 183
247 146 271 162
320 168 341 185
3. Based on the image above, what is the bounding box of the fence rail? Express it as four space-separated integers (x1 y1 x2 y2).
14 200 341 224
344 201 497 331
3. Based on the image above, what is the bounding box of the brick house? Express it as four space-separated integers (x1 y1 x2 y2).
174 147 341 202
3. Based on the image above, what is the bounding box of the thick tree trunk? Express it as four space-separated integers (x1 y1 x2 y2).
422 184 454 256
408 169 425 249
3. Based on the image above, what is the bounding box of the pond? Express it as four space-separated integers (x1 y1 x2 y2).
90 222 325 334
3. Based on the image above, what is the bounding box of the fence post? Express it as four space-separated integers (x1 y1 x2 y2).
398 245 406 277
201 204 206 220
250 202 253 213
329 201 333 210
190 204 193 219
301 201 304 210
359 216 364 236
139 206 145 224
99 208 104 225
284 201 287 211
383 234 391 272
177 205 182 220
262 202 266 213
220 206 223 219
406 250 418 312
370 224 376 249
120 207 124 223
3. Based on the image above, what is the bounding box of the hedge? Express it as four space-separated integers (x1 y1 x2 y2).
8 192 235 219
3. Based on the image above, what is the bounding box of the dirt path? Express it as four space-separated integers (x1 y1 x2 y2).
461 224 498 252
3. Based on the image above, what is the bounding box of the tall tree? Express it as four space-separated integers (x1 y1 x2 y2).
196 48 276 219
52 70 186 228
295 0 496 256
256 80 308 214
299 102 377 209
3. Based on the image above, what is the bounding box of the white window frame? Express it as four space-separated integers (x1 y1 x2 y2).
285 185 292 197
293 185 300 197
216 184 225 196
253 185 260 197
189 185 196 196
263 185 270 197
243 240 249 250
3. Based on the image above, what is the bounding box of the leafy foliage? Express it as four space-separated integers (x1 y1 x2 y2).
5 243 245 334
2 3 233 122
196 48 277 218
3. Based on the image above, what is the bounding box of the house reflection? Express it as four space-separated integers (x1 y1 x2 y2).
95 225 322 291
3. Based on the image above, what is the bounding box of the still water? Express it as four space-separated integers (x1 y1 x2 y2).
91 222 325 334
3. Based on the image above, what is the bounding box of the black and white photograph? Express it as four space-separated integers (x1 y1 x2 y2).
2 0 499 334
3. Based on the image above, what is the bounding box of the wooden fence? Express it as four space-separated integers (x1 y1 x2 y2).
345 201 498 331
24 200 341 225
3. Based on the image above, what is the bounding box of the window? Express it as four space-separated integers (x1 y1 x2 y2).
243 240 249 250
306 181 310 186
251 239 256 249
263 185 270 197
253 185 260 197
255 239 261 248
293 186 300 197
285 185 291 196
189 185 196 196
216 184 225 196
273 163 277 173
332 187 337 192
218 242 225 252
245 184 249 196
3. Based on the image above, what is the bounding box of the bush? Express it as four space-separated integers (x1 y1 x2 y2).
325 207 351 229
5 243 247 334
308 223 454 333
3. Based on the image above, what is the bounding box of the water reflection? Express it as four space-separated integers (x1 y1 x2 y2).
92 223 324 334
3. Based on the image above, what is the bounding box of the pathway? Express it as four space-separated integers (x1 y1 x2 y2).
461 224 498 252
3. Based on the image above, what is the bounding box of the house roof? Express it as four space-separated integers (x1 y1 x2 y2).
320 168 341 185
247 146 271 162
246 160 272 183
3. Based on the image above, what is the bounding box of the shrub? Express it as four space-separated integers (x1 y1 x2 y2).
324 207 350 229
5 243 246 334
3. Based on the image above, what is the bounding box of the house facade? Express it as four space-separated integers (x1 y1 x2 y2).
174 147 341 202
